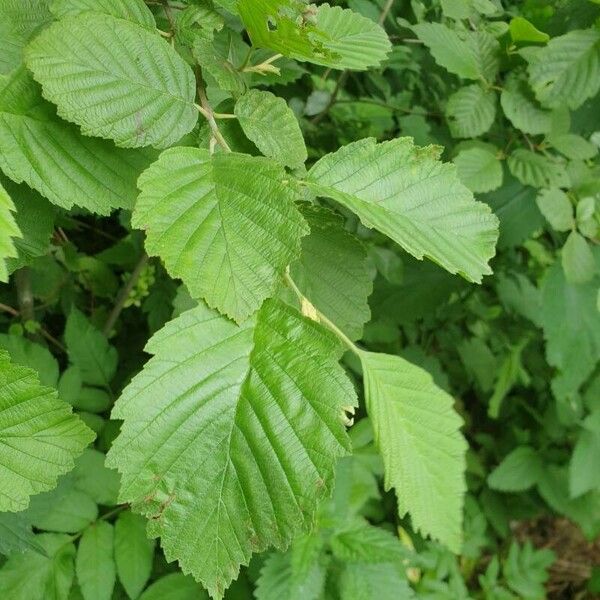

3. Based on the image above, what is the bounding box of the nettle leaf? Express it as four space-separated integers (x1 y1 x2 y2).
0 350 94 512
289 205 372 341
360 350 467 552
25 13 198 148
239 1 391 70
114 511 155 599
570 412 600 498
49 0 156 28
487 446 544 492
134 147 308 322
412 24 499 81
234 89 307 168
528 28 600 110
76 521 116 600
0 533 76 600
0 332 59 387
107 299 355 598
0 68 153 214
306 137 499 283
0 0 52 75
507 149 569 188
454 146 503 193
0 180 21 282
446 85 496 139
541 258 600 401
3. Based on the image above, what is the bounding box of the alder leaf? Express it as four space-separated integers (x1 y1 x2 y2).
49 0 156 27
360 350 467 552
107 299 356 598
134 147 308 322
234 89 307 168
289 205 372 341
453 146 503 193
507 149 569 189
445 84 496 139
0 68 154 214
306 137 499 283
0 350 94 512
25 13 198 148
0 180 21 282
239 1 391 70
500 75 555 135
528 28 600 110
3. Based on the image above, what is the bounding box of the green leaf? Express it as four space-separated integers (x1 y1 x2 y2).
306 137 499 283
72 449 120 506
528 28 600 110
0 0 52 75
256 536 325 600
49 0 156 27
413 24 499 81
337 563 414 600
562 231 597 284
359 350 467 552
535 188 574 231
507 149 569 188
0 333 59 387
107 299 355 597
541 259 600 400
76 522 115 600
289 205 372 341
239 1 391 70
549 133 598 160
0 533 76 600
570 411 600 497
487 446 544 492
25 13 198 148
0 181 20 281
330 520 407 563
0 512 44 556
508 17 549 43
133 147 308 322
503 542 554 600
454 146 503 193
500 75 555 135
445 85 496 138
114 511 155 600
234 89 307 168
65 309 117 388
0 68 153 214
138 574 208 600
0 350 94 512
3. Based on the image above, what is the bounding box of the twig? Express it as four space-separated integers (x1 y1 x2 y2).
0 302 19 317
195 68 232 153
311 70 349 126
103 254 149 336
15 268 34 323
378 0 395 25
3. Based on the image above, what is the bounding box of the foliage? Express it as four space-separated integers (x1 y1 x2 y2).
0 0 599 599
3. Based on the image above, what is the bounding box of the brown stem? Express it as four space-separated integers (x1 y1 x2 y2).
195 68 232 153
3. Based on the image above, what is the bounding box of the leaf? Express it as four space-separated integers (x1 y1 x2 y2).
25 13 198 148
445 85 496 139
536 188 574 232
413 24 499 81
234 89 307 168
306 137 499 284
508 17 549 43
359 350 467 552
49 0 156 27
134 147 308 322
549 133 598 160
114 511 155 600
255 536 326 600
570 411 600 497
0 533 76 600
487 447 544 492
507 149 569 188
72 449 120 506
65 309 117 388
0 0 52 75
454 146 503 193
76 522 115 600
107 299 355 597
500 75 555 135
289 205 372 341
541 259 600 401
0 68 153 214
504 542 554 600
0 333 59 387
528 28 600 110
239 1 391 70
337 563 414 600
0 512 44 556
138 574 208 600
0 181 20 281
0 350 94 512
562 231 597 284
